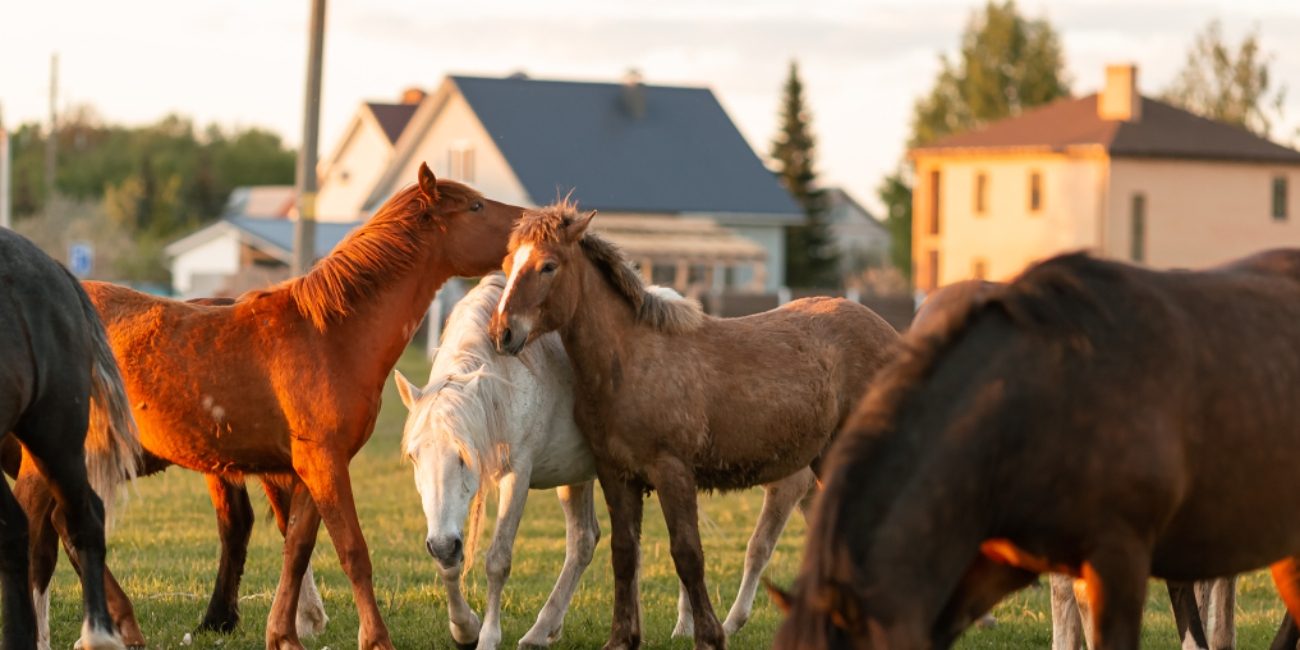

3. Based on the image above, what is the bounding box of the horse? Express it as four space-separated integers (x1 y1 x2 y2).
394 273 819 649
771 249 1300 650
916 280 1237 650
11 298 327 649
0 228 142 649
13 163 523 650
488 203 900 649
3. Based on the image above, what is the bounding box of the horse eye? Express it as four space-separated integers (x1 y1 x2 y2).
541 260 558 274
469 201 483 212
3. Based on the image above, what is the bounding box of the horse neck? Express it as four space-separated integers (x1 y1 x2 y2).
557 259 643 398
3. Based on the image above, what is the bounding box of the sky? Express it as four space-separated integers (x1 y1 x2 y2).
4 0 1300 214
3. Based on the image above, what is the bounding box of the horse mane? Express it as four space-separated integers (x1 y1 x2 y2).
512 201 705 334
282 180 482 330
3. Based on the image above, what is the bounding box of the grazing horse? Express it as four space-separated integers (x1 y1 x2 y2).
394 273 818 649
14 164 523 650
0 228 142 649
772 250 1300 650
489 204 899 649
916 281 1236 650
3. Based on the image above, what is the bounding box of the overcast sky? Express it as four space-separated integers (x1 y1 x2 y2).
4 0 1299 213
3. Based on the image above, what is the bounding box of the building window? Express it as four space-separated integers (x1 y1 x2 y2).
448 144 476 183
926 249 941 291
1131 193 1146 263
974 172 988 215
1029 171 1043 213
972 258 987 280
928 170 942 235
1274 176 1289 221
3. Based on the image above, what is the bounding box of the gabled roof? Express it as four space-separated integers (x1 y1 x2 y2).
914 94 1300 164
220 186 295 219
446 75 801 218
165 216 362 263
365 102 419 144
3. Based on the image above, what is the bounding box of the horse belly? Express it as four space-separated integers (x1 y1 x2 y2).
1153 475 1300 579
133 403 294 474
527 422 597 489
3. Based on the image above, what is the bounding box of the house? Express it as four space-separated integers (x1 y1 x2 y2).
168 73 801 296
823 187 891 279
909 63 1300 292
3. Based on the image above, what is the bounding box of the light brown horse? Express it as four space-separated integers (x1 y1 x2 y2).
772 250 1300 650
18 163 522 650
489 204 899 649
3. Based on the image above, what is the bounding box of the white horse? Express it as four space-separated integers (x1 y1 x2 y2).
1050 575 1235 650
394 273 816 649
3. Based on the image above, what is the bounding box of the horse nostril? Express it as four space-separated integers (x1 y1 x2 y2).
500 327 513 348
425 538 437 559
451 537 463 557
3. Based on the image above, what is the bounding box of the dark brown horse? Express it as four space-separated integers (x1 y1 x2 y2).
0 228 142 649
490 204 899 649
774 250 1300 650
14 164 523 650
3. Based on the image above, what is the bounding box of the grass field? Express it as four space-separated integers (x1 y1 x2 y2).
28 347 1290 648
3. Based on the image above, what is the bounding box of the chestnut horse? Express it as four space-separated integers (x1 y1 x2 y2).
489 204 899 649
17 164 522 650
773 250 1300 650
0 228 141 649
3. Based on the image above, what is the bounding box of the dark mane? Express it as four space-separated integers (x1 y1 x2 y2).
282 180 481 330
512 202 704 334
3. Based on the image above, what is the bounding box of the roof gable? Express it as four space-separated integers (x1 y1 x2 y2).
365 103 419 145
449 75 801 217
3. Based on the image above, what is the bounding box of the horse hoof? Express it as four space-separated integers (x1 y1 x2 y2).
197 616 238 634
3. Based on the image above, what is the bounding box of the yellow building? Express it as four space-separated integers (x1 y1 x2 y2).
910 64 1300 292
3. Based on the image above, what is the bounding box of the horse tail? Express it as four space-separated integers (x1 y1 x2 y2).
462 481 489 575
76 281 143 527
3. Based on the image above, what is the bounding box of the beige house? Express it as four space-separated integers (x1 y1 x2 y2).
910 64 1300 292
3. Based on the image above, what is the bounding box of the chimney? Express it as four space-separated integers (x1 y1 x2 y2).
1098 63 1141 122
400 87 426 105
621 68 646 119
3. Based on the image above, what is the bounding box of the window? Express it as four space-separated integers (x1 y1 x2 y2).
1130 193 1146 263
928 170 942 235
448 143 476 183
1274 176 1289 221
972 258 987 280
926 249 941 291
1028 171 1043 213
974 172 988 215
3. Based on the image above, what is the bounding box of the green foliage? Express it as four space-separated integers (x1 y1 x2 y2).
771 61 840 288
877 168 914 281
1163 19 1286 137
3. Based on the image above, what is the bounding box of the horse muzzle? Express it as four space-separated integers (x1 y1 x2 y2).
426 534 464 568
490 317 529 356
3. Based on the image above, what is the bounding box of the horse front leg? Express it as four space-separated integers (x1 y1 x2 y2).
478 462 533 650
1268 557 1300 650
930 554 1037 647
596 466 645 650
436 556 481 648
1079 536 1151 650
260 474 328 638
1196 577 1235 650
264 481 320 650
648 455 724 650
519 481 600 649
0 468 37 650
1050 574 1086 650
16 457 60 650
199 474 254 633
1167 581 1209 650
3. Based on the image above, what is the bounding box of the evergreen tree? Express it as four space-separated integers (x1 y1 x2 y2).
772 61 840 288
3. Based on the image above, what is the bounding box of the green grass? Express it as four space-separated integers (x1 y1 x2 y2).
29 347 1290 648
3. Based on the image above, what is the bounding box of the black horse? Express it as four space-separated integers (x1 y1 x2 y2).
0 228 141 649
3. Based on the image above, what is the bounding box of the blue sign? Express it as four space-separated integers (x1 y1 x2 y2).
69 242 93 278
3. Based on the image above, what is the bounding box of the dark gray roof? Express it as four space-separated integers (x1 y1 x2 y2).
450 75 801 218
366 103 419 144
227 217 361 260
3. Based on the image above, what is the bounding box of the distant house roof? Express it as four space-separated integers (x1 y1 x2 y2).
824 187 886 230
165 216 361 263
221 186 296 219
914 94 1300 164
365 102 419 144
446 75 801 218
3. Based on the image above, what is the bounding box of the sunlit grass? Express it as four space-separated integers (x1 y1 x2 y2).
25 347 1289 648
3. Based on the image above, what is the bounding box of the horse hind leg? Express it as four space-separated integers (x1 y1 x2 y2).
1167 581 1209 650
519 481 601 649
1050 574 1086 650
1196 577 1235 650
16 455 60 650
1268 557 1300 650
718 466 816 637
261 474 328 638
199 473 254 633
0 460 38 650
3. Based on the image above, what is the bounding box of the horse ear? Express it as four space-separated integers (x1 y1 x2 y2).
565 210 596 242
765 579 794 614
418 162 440 204
393 370 422 409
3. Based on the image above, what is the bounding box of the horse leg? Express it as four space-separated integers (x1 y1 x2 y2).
647 456 724 650
293 455 393 650
596 466 645 650
720 467 815 637
1167 581 1209 650
930 554 1037 647
0 465 37 650
16 455 59 650
436 554 481 648
1078 537 1151 650
1050 574 1086 650
1270 612 1298 650
264 481 320 650
519 481 600 649
260 475 328 638
476 462 533 650
1196 577 1235 650
199 474 254 633
1268 557 1300 650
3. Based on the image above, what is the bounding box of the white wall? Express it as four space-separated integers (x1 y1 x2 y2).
317 115 395 221
728 224 785 290
171 232 240 297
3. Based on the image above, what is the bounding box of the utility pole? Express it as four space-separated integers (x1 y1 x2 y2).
0 102 10 229
46 53 58 205
291 0 326 276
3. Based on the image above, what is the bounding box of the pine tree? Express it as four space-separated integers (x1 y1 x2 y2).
771 61 839 288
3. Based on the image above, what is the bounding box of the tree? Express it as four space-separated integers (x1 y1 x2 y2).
771 61 839 288
880 0 1070 280
1163 20 1286 137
